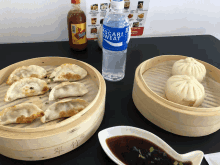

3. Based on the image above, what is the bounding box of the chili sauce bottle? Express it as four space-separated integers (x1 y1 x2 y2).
67 0 87 51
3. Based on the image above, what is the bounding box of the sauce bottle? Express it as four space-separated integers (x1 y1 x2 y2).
67 0 87 51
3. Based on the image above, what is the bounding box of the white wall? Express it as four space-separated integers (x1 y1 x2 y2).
0 0 220 44
0 0 70 43
145 0 220 38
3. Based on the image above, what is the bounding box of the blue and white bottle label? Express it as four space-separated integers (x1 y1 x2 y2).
103 25 129 51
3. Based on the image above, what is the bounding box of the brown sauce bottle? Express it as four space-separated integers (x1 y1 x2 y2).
67 0 87 51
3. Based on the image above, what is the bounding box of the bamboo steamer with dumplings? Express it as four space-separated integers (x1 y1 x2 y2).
0 57 106 160
132 55 220 137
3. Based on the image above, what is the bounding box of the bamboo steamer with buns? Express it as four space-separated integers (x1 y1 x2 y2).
132 55 220 137
0 57 106 160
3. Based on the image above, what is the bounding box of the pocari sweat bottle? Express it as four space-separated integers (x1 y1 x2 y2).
102 0 130 82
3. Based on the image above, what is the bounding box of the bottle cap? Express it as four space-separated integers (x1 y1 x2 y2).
71 0 80 4
111 0 124 10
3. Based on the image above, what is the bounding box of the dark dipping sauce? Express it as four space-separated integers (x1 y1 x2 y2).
106 135 192 165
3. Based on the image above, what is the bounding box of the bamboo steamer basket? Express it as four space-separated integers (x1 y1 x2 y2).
0 57 106 160
132 55 220 137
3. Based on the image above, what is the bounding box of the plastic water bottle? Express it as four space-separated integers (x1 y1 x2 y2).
102 0 130 82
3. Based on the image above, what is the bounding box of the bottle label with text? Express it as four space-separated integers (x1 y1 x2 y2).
103 25 129 51
71 23 86 44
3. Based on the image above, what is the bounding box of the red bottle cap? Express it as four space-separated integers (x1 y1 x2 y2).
71 0 80 4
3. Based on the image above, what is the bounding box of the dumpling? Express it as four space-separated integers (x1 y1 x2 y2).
172 57 206 82
41 98 88 123
0 103 44 125
4 78 49 102
49 63 87 82
49 82 88 101
165 75 205 107
6 65 47 85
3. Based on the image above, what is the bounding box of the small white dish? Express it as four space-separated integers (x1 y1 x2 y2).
98 126 204 165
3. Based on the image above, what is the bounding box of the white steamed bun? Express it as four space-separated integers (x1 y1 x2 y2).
165 75 205 107
172 57 206 82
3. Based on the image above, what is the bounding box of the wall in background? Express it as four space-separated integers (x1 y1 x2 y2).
0 0 70 43
145 0 220 39
0 0 220 44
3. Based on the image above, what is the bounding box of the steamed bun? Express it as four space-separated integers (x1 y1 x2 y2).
165 75 205 107
172 57 206 82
